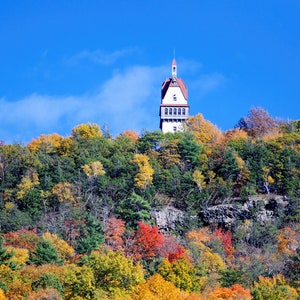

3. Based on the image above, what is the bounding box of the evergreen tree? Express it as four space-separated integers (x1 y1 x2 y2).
30 239 62 265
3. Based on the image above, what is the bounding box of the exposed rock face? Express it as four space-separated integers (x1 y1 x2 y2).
151 206 184 232
151 194 290 231
201 194 290 227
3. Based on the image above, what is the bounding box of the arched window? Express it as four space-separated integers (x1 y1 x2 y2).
178 108 181 115
169 108 172 115
182 108 186 115
174 108 177 115
173 94 177 101
165 108 168 115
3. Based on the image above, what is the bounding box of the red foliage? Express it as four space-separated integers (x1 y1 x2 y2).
159 236 187 263
131 221 164 261
104 216 125 251
215 228 234 256
3 229 40 251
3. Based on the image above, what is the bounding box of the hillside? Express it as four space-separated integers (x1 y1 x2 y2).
0 108 299 299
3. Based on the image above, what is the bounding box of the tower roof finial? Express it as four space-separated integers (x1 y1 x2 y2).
172 50 177 79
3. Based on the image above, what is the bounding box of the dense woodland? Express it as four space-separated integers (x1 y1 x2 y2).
0 107 299 299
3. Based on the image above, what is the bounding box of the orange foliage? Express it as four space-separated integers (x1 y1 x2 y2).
185 227 211 249
276 226 299 255
26 288 63 300
224 128 248 142
208 284 251 300
3 229 40 251
120 130 139 142
0 289 7 300
104 216 126 251
20 264 65 283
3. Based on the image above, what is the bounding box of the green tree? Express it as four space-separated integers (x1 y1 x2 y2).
31 273 64 296
76 214 103 254
0 237 15 269
30 239 62 265
117 192 151 228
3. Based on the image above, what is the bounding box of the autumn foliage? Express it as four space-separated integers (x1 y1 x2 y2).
207 284 252 300
0 112 299 299
104 216 125 251
215 228 234 257
130 221 164 261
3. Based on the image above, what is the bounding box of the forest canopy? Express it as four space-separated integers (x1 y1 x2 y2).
0 107 299 299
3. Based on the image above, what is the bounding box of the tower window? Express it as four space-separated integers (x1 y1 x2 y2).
169 108 172 115
178 108 181 115
174 108 177 115
165 108 168 115
173 94 177 101
182 108 186 115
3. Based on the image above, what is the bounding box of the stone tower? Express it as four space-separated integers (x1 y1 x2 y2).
159 59 189 133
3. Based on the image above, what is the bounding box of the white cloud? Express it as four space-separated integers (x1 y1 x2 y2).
66 48 139 66
0 64 166 144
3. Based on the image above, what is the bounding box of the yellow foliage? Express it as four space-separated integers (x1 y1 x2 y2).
81 161 105 177
4 202 14 211
253 274 298 299
185 113 224 146
62 264 95 300
131 154 154 189
5 281 32 300
133 273 188 300
267 175 275 184
72 123 102 140
0 264 16 285
28 133 65 152
16 171 40 200
51 182 78 204
192 170 206 190
234 154 245 170
6 247 29 267
43 232 75 260
201 250 226 273
158 139 181 167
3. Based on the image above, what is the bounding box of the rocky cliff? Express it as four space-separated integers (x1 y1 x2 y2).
151 194 290 231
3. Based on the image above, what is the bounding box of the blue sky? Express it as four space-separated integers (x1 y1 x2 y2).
0 1 299 144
